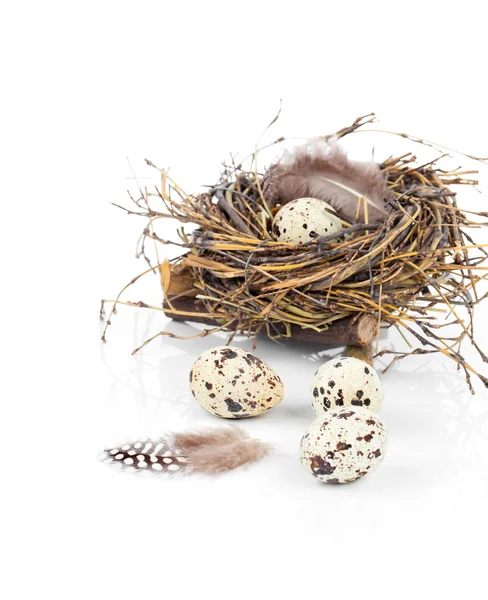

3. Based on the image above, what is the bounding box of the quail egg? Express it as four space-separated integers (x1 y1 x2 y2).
300 407 388 484
189 346 284 418
311 356 384 414
272 197 342 244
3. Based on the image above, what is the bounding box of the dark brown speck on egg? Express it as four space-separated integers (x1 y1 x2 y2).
220 348 238 360
224 398 243 413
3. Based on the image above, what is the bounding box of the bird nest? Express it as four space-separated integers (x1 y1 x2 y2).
102 114 488 393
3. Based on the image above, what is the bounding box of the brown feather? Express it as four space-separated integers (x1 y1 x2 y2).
262 138 392 223
172 427 247 450
102 427 271 476
189 436 272 474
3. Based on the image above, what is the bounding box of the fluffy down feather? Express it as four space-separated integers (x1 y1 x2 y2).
101 427 272 476
262 138 392 223
189 436 270 474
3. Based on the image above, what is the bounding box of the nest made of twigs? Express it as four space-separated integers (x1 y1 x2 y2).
102 114 488 393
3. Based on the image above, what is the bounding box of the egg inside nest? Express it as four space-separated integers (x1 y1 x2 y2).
189 346 284 418
272 197 343 244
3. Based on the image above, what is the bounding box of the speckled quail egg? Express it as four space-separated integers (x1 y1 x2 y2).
272 197 342 244
189 346 284 418
311 356 384 415
300 407 388 484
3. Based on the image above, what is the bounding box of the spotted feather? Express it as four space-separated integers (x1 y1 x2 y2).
101 427 271 476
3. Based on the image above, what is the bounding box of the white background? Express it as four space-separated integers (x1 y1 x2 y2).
2 1 488 599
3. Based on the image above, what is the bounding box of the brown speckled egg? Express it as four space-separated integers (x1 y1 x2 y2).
300 407 388 484
311 356 384 414
189 346 284 418
272 197 342 245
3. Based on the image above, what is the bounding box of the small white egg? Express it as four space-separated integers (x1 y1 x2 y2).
272 197 342 244
189 346 284 418
300 407 388 484
311 356 383 414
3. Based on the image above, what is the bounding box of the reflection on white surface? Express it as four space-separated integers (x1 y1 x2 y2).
100 309 488 492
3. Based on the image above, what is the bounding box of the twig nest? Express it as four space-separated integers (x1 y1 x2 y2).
311 356 383 414
300 407 388 484
272 197 342 244
189 346 284 419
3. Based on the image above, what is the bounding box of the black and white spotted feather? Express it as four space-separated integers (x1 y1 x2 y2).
101 438 189 474
101 427 271 476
